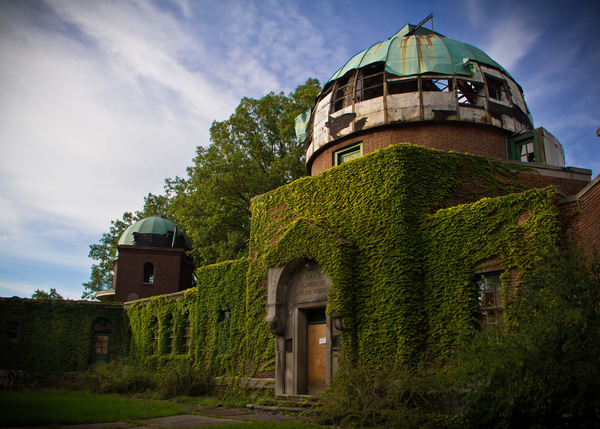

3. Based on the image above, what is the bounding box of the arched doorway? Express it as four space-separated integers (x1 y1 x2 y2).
266 259 340 395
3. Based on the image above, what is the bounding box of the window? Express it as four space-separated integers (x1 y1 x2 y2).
510 133 539 163
142 262 154 284
476 272 504 331
183 315 191 353
217 309 231 350
332 72 355 112
422 78 453 92
94 334 109 354
167 316 174 354
149 317 158 354
334 143 363 166
486 74 509 102
5 321 19 342
387 77 418 94
457 79 485 106
355 63 384 103
518 141 536 163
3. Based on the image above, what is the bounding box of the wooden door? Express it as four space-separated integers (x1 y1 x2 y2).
307 323 326 393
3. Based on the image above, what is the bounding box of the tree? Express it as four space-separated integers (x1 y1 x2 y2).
82 193 169 299
167 78 321 265
453 246 600 428
31 288 63 300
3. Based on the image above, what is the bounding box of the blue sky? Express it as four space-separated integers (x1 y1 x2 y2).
1 0 599 300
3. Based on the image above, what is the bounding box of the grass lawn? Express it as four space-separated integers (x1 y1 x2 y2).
0 389 186 427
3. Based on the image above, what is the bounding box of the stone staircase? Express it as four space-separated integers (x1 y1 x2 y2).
246 396 318 414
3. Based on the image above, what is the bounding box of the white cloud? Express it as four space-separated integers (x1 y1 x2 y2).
483 17 541 72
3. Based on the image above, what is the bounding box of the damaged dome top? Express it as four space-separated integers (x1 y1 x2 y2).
327 23 510 84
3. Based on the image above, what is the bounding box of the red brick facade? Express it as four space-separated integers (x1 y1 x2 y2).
113 246 195 302
308 122 507 175
559 178 600 264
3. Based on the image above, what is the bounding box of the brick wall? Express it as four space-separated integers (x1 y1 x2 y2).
559 178 600 263
308 122 507 175
114 246 194 302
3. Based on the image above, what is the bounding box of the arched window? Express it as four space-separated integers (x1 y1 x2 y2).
143 262 155 284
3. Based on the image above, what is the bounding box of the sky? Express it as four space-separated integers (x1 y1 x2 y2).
1 0 599 300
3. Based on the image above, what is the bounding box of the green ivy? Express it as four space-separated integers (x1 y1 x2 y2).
247 144 559 367
0 299 127 375
125 259 249 375
0 144 563 378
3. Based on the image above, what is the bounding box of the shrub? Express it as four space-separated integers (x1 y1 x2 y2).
451 246 600 428
75 361 156 394
316 361 452 428
157 361 213 399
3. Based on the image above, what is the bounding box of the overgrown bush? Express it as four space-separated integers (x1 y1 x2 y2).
75 361 156 395
451 246 600 428
157 361 213 399
316 361 452 428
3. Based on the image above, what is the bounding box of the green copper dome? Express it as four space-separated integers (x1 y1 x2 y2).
327 23 508 83
118 215 191 248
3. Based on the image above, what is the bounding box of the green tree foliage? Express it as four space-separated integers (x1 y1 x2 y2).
167 78 321 265
453 246 600 428
82 193 169 299
31 288 63 300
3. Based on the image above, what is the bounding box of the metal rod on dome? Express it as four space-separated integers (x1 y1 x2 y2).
172 226 177 248
413 13 433 34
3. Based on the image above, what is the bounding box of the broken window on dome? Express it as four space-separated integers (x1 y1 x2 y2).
486 74 509 102
457 79 485 106
476 272 504 332
332 72 355 112
355 63 384 103
387 77 418 94
422 78 453 92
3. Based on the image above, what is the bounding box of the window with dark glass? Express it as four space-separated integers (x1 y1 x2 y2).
5 321 19 341
476 272 504 331
486 74 509 102
332 72 355 112
387 77 418 94
143 262 154 284
355 63 384 103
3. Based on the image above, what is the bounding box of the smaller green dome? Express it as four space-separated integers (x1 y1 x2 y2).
118 215 191 248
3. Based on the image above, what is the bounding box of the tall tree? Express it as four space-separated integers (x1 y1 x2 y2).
82 193 169 299
167 78 321 265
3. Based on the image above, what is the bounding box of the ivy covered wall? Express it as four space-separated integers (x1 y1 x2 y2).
126 258 249 375
0 144 563 378
247 144 560 367
0 299 127 374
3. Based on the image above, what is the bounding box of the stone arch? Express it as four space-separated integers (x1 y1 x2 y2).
264 219 355 395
